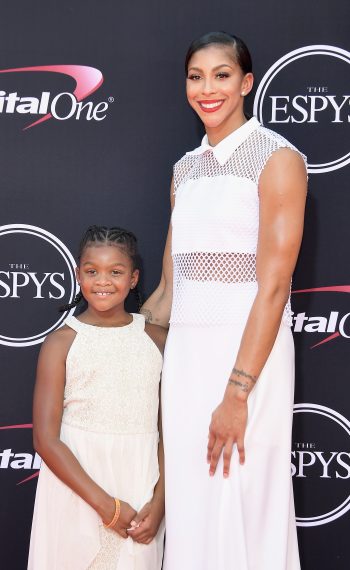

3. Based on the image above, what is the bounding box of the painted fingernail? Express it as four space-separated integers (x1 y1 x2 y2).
224 472 228 478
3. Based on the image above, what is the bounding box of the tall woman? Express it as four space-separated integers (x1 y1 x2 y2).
142 31 307 570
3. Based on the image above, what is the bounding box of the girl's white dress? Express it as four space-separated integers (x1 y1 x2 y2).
28 313 164 570
162 118 306 570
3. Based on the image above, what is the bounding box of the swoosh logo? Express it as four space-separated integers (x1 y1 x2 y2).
292 285 350 348
0 65 103 130
0 423 39 484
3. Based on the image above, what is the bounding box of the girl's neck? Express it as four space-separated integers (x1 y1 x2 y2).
206 112 247 147
78 307 132 328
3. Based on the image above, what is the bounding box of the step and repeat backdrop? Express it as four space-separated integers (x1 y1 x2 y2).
0 1 349 568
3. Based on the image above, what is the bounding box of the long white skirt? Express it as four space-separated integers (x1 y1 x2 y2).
162 322 300 570
28 425 164 570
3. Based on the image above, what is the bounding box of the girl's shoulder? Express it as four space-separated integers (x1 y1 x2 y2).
40 324 77 360
144 322 168 355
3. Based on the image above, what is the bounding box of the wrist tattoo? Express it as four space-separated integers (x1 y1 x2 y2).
228 379 249 393
231 367 257 384
140 309 153 323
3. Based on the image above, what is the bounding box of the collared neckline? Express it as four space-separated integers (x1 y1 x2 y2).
186 117 260 166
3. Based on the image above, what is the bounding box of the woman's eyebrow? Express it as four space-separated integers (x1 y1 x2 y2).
188 64 233 72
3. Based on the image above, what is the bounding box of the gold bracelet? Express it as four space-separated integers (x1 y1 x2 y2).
104 498 121 529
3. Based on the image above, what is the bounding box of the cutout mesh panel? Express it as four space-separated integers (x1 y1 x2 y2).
174 127 306 192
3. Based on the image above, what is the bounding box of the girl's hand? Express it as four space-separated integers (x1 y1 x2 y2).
103 499 137 539
207 389 248 477
127 498 165 544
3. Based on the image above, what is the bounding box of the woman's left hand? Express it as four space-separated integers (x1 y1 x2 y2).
127 498 164 544
207 390 248 477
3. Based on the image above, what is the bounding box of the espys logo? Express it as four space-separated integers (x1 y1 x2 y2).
292 285 350 348
292 404 350 526
0 424 40 485
0 65 110 130
0 224 78 347
254 45 350 173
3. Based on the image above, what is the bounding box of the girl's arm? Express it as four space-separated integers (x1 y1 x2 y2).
128 326 167 544
207 148 307 477
127 407 165 544
33 330 136 537
141 180 174 328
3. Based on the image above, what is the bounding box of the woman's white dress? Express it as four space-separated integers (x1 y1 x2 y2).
28 314 164 570
162 118 306 570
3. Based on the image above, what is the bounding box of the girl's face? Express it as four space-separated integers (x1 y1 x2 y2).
186 45 253 136
76 244 139 314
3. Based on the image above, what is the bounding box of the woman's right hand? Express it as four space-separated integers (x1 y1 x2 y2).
207 387 248 477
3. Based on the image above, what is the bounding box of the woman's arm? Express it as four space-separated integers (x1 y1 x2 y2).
141 179 174 328
207 148 307 477
33 331 136 536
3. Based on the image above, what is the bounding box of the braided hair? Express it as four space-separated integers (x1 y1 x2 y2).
60 225 142 313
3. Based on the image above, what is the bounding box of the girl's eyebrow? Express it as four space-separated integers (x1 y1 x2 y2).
82 261 127 267
188 64 234 73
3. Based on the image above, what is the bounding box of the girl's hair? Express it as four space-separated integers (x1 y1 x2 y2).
60 225 142 313
185 31 252 76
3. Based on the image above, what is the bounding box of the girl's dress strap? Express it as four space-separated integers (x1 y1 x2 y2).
132 313 146 330
64 316 82 332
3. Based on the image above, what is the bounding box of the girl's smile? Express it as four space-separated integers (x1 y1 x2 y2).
94 291 113 296
76 244 138 320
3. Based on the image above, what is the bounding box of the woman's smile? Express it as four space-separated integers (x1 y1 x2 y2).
186 44 253 144
197 99 225 112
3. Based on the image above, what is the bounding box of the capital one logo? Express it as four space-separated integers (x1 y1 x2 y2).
0 65 109 130
292 404 350 526
254 45 350 173
292 285 350 348
0 224 78 347
0 424 40 485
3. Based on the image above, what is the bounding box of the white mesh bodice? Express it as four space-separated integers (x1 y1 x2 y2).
62 314 162 433
170 118 307 326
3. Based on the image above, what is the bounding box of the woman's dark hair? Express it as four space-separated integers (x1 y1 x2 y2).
185 31 252 76
60 225 142 313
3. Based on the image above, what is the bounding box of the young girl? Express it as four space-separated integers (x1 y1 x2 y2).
28 225 166 570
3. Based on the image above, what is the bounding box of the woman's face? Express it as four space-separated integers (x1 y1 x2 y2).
186 45 253 135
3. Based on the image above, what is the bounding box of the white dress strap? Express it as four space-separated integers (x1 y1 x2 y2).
64 316 83 332
132 313 146 330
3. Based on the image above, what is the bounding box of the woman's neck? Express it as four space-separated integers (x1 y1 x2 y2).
206 113 247 146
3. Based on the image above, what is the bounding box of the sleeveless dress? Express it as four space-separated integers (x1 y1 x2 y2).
28 314 164 570
162 118 306 570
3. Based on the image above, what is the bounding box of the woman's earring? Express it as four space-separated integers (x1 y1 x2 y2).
241 91 245 96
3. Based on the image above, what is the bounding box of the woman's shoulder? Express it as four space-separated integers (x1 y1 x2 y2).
173 148 200 193
144 322 168 355
255 123 307 163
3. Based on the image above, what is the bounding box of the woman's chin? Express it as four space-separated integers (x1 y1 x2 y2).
200 116 225 130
